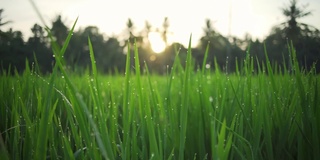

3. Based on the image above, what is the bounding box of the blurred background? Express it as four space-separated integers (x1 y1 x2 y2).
1 0 320 74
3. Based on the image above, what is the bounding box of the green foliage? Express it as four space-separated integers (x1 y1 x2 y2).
2 0 320 75
1 24 320 159
0 2 320 158
263 0 320 72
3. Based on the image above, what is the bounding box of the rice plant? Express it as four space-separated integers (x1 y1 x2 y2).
0 18 319 160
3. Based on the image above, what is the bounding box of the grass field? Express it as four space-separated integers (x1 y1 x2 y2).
1 19 320 160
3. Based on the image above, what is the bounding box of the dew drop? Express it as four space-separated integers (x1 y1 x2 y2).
205 64 211 69
209 96 213 102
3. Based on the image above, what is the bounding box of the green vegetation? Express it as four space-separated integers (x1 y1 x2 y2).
1 18 319 159
1 0 320 75
1 0 319 159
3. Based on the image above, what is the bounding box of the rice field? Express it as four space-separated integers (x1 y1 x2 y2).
0 19 319 160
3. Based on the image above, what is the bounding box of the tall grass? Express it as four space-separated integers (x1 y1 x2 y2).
0 19 319 160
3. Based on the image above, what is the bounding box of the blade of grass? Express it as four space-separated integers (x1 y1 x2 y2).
46 18 109 159
144 62 160 159
201 42 210 74
179 35 192 160
88 37 115 159
0 133 9 160
122 41 132 160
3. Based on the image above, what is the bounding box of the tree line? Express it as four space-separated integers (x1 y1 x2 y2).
1 0 320 75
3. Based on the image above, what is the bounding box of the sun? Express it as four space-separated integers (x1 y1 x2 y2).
148 32 166 53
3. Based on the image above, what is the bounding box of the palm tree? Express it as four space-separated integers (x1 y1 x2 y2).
161 17 169 46
280 0 319 42
51 15 68 46
265 0 320 72
124 18 143 49
0 9 11 30
0 9 12 39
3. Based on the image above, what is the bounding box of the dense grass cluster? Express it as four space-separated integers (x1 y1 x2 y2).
1 19 319 160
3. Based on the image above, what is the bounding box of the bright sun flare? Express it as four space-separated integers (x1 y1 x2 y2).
148 32 166 53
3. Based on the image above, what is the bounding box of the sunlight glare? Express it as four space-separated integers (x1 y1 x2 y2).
148 32 166 53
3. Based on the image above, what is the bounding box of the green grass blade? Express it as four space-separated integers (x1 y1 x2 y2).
201 42 210 74
35 47 58 160
0 133 9 160
88 37 115 159
179 35 192 160
122 41 132 160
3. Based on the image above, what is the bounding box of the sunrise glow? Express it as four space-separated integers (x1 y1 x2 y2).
148 32 166 53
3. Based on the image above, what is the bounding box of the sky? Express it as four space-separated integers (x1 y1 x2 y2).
2 0 320 47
